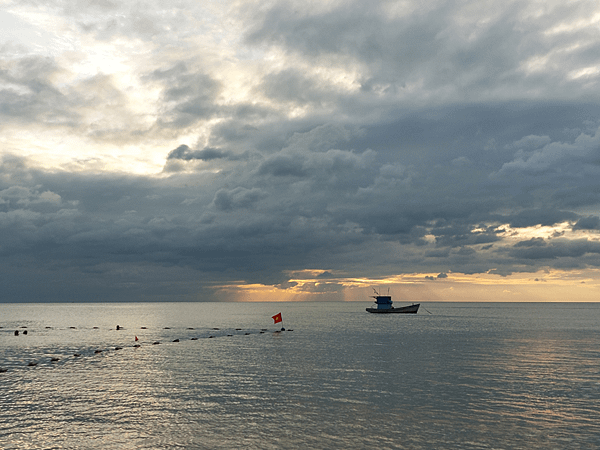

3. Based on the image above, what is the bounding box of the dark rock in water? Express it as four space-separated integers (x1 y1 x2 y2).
172 339 180 342
51 357 59 362
115 347 123 350
191 337 198 340
73 353 81 357
28 362 37 366
0 368 7 373
152 341 160 345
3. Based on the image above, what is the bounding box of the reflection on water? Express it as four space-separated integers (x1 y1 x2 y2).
1 302 599 449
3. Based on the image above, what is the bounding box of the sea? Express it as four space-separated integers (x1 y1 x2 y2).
1 302 599 449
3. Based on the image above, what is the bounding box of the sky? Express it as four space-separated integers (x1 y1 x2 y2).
1 0 600 302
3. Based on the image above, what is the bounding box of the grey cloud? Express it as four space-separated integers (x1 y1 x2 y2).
243 1 600 102
167 145 243 162
0 54 76 126
514 237 546 248
509 239 600 260
573 216 600 230
211 187 266 211
258 154 306 177
147 62 221 129
425 272 448 281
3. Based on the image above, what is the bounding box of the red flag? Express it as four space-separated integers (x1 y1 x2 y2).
272 313 282 324
135 336 139 341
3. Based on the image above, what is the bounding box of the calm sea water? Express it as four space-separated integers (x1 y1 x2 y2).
1 302 599 449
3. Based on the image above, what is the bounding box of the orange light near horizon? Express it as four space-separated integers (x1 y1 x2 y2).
210 267 600 303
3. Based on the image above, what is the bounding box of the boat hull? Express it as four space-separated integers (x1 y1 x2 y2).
366 304 420 314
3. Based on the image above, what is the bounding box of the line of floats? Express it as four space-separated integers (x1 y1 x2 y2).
0 324 292 373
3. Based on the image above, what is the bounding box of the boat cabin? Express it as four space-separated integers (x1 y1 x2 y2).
371 295 393 310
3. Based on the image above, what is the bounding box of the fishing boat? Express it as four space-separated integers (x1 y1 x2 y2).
366 289 419 314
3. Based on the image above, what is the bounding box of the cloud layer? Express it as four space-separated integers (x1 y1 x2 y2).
1 0 600 301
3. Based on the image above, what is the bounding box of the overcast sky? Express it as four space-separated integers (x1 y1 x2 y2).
2 0 600 302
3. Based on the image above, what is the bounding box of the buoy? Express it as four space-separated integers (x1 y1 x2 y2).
69 327 76 329
14 330 19 336
245 332 250 335
235 328 242 331
172 339 180 342
191 337 198 340
133 344 141 348
152 341 160 345
281 327 285 331
227 334 233 337
187 328 194 330
141 327 147 329
23 330 28 335
163 327 170 329
93 327 99 329
116 325 121 330
259 331 265 334
212 328 219 330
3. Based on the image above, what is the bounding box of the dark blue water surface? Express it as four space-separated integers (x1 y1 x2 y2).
1 302 599 449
